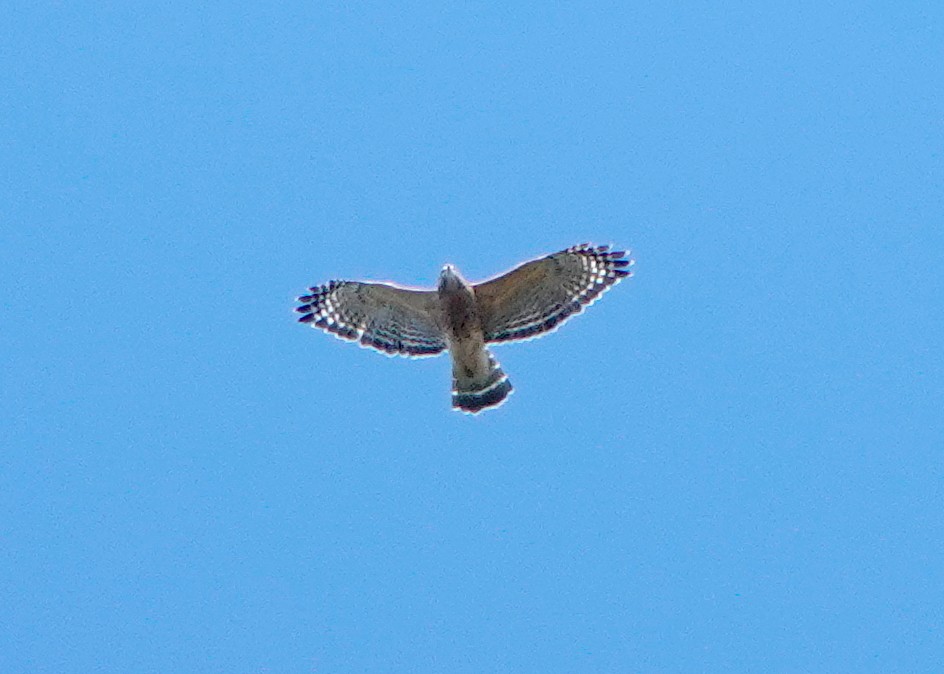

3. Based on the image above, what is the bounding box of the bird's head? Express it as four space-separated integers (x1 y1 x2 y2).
438 264 465 293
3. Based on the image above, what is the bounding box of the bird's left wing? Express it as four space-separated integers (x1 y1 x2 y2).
474 244 633 343
296 281 446 357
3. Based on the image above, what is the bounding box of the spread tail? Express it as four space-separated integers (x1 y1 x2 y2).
452 352 513 414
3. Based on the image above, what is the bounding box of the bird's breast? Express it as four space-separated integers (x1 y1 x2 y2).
440 288 482 342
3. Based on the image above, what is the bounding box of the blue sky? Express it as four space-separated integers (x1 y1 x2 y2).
2 2 943 672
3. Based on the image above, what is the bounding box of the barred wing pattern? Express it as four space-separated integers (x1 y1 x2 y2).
296 281 446 357
474 244 633 343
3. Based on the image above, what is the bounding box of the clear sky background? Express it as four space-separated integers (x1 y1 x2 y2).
2 3 943 672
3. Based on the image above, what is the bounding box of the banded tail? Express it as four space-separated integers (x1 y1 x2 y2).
452 352 513 414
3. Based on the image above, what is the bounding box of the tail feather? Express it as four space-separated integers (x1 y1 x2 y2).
452 353 513 414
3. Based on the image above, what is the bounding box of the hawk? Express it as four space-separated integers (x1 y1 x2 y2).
295 243 633 414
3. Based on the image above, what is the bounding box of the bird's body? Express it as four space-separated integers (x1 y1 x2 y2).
437 265 512 412
296 243 633 414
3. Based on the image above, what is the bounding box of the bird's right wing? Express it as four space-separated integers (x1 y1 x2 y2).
474 244 633 343
296 281 446 357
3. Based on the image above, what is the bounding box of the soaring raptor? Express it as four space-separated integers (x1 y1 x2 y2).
295 243 633 414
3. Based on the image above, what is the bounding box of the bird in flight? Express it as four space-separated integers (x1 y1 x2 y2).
295 243 633 414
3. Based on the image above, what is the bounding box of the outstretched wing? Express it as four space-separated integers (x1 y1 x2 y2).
296 281 446 357
474 243 633 343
